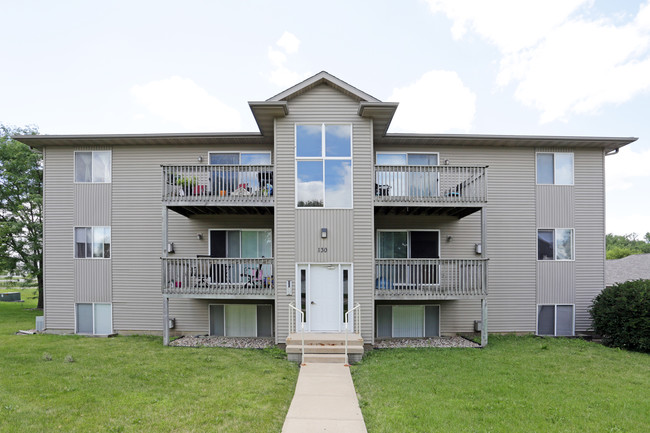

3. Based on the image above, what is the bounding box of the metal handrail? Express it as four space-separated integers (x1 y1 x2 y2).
344 303 361 366
288 303 305 365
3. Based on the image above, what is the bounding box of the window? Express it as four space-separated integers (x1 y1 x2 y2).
538 229 573 260
537 152 573 185
296 124 352 208
376 231 440 286
208 152 271 165
377 231 440 259
376 305 440 338
75 227 111 258
209 304 273 337
76 303 112 334
537 305 574 336
75 151 111 183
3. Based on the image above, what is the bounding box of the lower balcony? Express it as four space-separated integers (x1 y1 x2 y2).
375 258 487 299
162 257 274 298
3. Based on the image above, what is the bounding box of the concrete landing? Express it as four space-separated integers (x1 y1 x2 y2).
282 363 367 433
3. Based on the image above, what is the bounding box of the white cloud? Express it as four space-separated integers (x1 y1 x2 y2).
277 31 300 54
131 76 241 131
606 212 650 236
267 32 310 88
606 145 650 191
427 0 650 123
387 70 476 133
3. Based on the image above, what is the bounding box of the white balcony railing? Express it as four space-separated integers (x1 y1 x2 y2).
375 258 487 297
162 257 274 297
374 165 487 203
162 165 274 204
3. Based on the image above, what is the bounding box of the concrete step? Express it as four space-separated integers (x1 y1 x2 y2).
286 332 363 346
286 344 364 354
303 353 347 364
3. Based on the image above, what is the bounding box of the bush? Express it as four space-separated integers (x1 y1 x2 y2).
590 279 650 352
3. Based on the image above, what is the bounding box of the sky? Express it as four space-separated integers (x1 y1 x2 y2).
1 0 649 236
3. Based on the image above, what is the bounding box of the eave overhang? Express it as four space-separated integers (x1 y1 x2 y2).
247 101 288 138
376 133 638 152
358 102 399 139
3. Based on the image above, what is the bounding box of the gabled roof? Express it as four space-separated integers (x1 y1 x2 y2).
266 71 381 103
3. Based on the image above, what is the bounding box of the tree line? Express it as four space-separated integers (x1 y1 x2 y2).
606 233 650 260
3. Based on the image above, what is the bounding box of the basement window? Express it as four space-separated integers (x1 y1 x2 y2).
537 305 574 336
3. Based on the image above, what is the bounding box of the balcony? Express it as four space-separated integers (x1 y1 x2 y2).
375 258 487 299
374 165 487 217
161 257 274 298
162 165 274 216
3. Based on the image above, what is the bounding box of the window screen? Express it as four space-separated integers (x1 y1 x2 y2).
257 305 273 337
410 231 439 258
376 306 392 338
537 305 555 335
392 306 424 338
425 306 440 337
210 305 225 336
225 304 257 337
94 304 112 335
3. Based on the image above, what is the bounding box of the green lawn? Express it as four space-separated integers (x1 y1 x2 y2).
352 336 650 433
0 289 298 432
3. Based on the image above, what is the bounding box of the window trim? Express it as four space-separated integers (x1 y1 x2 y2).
75 302 113 335
536 304 575 336
376 229 441 259
295 123 354 209
207 151 272 165
537 228 574 261
535 151 574 185
73 150 112 184
73 226 111 259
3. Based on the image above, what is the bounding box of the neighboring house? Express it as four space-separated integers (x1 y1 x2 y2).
606 254 650 287
17 72 636 352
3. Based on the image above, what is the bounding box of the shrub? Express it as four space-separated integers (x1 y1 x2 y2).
590 279 650 352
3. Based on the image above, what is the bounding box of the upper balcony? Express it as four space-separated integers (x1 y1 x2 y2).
162 165 274 216
374 165 487 218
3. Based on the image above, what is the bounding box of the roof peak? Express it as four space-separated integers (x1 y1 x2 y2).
266 71 381 103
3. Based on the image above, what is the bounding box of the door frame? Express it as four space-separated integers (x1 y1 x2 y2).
295 263 354 332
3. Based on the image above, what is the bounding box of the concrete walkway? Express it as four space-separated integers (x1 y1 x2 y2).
282 363 368 433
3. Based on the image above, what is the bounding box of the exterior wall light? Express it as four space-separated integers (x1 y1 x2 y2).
321 228 328 239
167 242 175 253
197 233 203 240
446 235 453 242
197 156 203 163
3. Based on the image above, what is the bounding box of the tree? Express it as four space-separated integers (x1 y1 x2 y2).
0 125 43 308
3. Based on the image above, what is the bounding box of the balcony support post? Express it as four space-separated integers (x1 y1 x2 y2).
481 297 488 347
163 295 170 346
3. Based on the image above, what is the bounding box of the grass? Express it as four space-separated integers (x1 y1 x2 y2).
352 336 650 432
0 289 298 432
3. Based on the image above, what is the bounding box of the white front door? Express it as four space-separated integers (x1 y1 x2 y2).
308 265 341 332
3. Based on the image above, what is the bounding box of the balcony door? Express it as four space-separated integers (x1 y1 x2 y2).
377 231 440 287
209 230 272 284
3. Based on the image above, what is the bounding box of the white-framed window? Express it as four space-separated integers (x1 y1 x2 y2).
376 304 440 338
208 152 272 165
376 230 440 259
75 151 111 183
537 304 574 336
536 152 573 185
75 227 111 259
538 228 574 261
76 303 112 335
375 152 439 197
295 123 352 208
209 304 273 337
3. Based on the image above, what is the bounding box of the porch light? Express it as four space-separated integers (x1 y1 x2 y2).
197 155 203 163
321 228 327 238
475 243 482 254
446 235 453 242
197 233 203 240
167 242 175 253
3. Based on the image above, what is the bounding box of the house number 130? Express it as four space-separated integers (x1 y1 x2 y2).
318 247 328 253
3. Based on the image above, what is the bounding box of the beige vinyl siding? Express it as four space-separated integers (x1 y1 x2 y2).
536 186 575 227
75 260 112 303
537 261 576 304
111 143 272 332
375 144 537 332
574 149 606 331
440 300 480 333
274 84 374 342
74 184 112 226
43 146 76 330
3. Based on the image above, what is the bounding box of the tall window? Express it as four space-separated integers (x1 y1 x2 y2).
296 124 352 208
75 227 111 258
538 229 573 260
537 152 573 185
75 151 111 183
